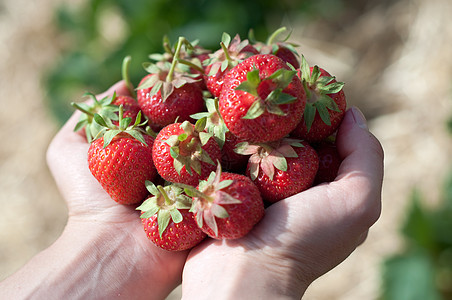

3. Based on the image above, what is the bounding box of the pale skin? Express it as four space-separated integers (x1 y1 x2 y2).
0 81 384 299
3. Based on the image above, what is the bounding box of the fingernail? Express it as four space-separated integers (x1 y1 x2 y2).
351 106 368 130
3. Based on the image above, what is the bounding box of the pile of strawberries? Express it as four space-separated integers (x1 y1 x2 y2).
72 28 346 251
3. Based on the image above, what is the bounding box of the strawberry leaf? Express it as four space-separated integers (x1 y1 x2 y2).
140 206 160 219
234 142 261 155
170 208 183 224
249 154 261 181
157 210 171 238
315 101 332 126
235 69 260 96
216 191 242 205
243 99 266 119
145 180 159 196
304 103 316 132
210 203 229 219
216 179 233 191
203 211 218 237
102 129 121 148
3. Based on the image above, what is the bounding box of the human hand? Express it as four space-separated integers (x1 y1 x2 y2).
181 107 384 299
0 81 188 300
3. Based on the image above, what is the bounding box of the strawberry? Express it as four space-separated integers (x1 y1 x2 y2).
291 56 346 142
184 164 265 239
313 139 342 185
152 120 222 186
72 92 141 143
190 98 249 172
137 181 206 251
203 33 258 98
87 107 157 205
235 138 319 203
250 27 300 69
136 37 205 131
219 54 306 143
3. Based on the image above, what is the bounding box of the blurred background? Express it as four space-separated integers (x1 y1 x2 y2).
0 0 451 299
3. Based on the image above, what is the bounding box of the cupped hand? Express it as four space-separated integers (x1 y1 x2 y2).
46 81 188 299
181 107 384 299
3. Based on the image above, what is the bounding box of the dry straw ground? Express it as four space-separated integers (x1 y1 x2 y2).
0 0 451 299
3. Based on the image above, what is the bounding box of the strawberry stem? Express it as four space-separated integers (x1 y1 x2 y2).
220 41 233 69
157 185 173 206
267 26 287 45
166 36 186 82
121 55 136 98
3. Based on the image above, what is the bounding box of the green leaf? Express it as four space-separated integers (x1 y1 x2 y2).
210 203 229 219
216 179 233 191
315 101 332 126
170 208 183 223
157 210 171 238
145 180 159 196
199 131 213 146
103 130 121 148
243 99 266 119
221 32 231 48
300 55 311 82
94 114 108 128
235 69 260 96
322 81 344 94
303 103 316 132
140 206 160 219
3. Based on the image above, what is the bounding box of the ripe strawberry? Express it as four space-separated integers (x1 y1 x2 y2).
152 120 222 186
250 27 300 69
235 138 319 203
313 139 342 185
137 181 206 251
87 108 157 205
291 56 346 142
185 165 265 239
136 37 205 130
204 33 258 97
219 54 306 143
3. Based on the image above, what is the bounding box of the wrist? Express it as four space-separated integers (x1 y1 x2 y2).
1 216 185 300
182 244 308 300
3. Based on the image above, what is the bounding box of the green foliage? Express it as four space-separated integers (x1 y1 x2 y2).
381 173 452 299
43 0 344 124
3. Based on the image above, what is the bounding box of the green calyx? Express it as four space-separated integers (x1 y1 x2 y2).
93 104 148 148
204 33 254 77
235 66 298 119
72 92 121 143
190 98 229 149
235 138 304 181
137 36 201 102
300 55 345 132
164 120 215 176
182 164 241 237
137 181 192 238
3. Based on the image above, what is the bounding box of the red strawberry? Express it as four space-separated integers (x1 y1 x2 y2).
186 165 265 239
152 120 222 186
204 33 258 97
111 95 141 125
136 38 205 131
219 54 306 143
251 26 300 69
291 56 346 142
236 138 319 203
87 109 157 205
313 139 342 185
138 181 206 251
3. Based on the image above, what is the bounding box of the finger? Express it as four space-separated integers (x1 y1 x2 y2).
328 106 384 228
